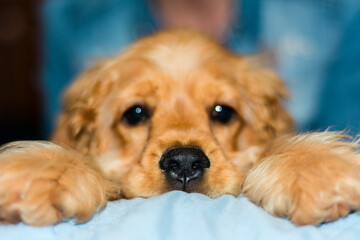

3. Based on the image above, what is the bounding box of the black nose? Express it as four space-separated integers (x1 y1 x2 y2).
159 146 210 190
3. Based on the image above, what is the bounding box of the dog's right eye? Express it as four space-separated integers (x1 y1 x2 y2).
210 104 237 124
121 105 150 126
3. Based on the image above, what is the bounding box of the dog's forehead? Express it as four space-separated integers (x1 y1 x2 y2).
114 53 237 97
127 32 232 79
144 43 204 77
107 32 244 106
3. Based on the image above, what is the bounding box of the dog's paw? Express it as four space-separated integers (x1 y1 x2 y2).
0 141 120 226
242 132 360 225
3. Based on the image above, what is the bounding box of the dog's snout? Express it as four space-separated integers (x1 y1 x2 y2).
159 146 210 190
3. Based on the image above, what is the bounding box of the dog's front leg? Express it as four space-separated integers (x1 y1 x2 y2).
242 131 360 225
0 141 120 226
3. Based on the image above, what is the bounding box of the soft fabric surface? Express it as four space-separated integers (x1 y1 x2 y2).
1 191 360 240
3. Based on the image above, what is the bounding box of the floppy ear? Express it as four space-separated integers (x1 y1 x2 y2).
51 60 115 155
237 58 295 145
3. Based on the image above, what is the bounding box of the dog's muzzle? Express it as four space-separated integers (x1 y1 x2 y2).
159 146 210 191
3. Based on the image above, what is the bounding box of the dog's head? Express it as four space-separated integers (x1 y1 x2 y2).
52 30 294 198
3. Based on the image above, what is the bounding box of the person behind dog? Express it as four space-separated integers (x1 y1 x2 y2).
41 0 360 137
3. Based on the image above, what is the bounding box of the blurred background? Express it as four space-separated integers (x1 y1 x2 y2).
0 0 359 145
0 1 41 145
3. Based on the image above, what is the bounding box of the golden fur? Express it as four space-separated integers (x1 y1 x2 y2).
0 29 359 226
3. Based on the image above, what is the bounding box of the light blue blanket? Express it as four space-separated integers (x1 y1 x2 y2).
1 191 359 240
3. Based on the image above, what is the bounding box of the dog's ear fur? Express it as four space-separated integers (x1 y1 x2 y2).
237 59 295 145
52 60 115 155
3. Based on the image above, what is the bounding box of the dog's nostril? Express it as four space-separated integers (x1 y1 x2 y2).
169 160 180 171
159 146 210 188
192 161 202 170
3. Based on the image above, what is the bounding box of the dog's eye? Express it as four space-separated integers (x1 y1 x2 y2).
122 105 150 126
210 105 237 124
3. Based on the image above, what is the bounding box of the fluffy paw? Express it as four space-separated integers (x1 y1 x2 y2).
0 141 120 226
242 132 360 225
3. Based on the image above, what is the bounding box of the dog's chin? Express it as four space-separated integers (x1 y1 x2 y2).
164 178 205 194
120 177 209 199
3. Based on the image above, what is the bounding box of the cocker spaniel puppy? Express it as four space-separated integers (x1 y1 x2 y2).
1 30 360 226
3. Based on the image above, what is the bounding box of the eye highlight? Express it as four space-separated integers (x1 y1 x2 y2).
210 104 237 124
122 105 150 126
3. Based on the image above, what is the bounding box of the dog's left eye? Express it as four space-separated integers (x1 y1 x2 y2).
210 104 237 124
122 105 150 126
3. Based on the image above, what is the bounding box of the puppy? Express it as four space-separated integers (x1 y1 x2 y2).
1 29 360 226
